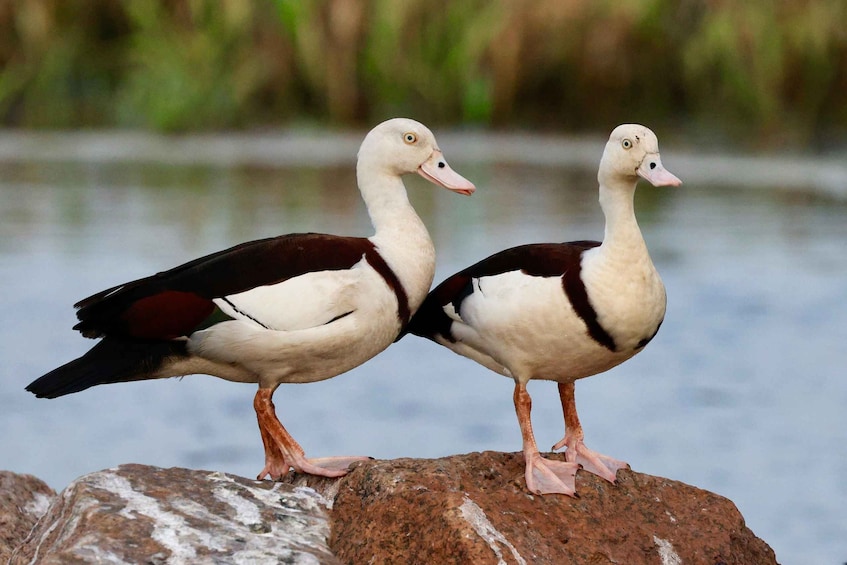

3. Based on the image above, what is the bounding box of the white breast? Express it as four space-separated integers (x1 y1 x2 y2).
580 245 667 352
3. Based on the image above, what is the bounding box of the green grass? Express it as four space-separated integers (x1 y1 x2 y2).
0 0 845 146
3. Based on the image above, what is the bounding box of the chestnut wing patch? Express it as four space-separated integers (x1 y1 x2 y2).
121 290 217 340
74 233 381 340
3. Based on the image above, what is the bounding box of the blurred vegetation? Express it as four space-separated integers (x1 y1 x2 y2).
1 0 846 146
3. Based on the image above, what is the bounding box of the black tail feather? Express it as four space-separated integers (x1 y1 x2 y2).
26 338 188 399
401 274 473 343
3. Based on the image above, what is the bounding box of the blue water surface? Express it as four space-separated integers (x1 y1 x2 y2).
1 147 845 565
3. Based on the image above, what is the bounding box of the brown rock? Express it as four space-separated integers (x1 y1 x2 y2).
6 454 777 564
11 464 340 565
0 471 56 563
286 452 777 565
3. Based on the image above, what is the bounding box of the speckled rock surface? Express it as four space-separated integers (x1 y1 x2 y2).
0 471 56 563
286 451 778 565
10 464 340 565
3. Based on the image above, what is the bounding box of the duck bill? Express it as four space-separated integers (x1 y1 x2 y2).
637 154 682 187
418 151 476 195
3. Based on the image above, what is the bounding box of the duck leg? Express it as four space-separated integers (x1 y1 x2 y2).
513 382 579 495
253 388 369 480
551 382 629 483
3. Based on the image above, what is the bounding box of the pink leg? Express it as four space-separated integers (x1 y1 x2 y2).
513 382 579 496
551 382 629 483
254 388 369 480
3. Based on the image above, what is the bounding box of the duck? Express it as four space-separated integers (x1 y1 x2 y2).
405 124 680 495
27 117 475 481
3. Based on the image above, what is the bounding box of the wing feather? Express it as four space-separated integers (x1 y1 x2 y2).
74 233 375 339
405 241 600 342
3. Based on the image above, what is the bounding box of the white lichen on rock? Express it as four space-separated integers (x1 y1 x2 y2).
459 495 526 565
15 466 339 565
653 535 682 565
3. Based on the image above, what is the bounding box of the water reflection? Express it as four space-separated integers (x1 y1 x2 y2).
1 156 845 565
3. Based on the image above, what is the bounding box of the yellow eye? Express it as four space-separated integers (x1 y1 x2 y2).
403 132 418 144
622 138 633 149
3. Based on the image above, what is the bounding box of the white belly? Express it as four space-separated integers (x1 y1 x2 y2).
452 269 665 384
185 265 401 386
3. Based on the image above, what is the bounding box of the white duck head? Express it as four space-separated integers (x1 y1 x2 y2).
598 124 681 189
357 118 475 196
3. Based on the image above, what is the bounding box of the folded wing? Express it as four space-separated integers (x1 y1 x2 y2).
74 233 381 340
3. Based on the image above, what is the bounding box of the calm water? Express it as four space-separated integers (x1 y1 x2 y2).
1 138 845 564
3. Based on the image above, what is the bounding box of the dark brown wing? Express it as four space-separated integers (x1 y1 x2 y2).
74 233 379 339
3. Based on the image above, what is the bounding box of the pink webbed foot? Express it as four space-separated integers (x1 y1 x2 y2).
552 435 629 484
554 381 629 484
253 388 369 481
257 452 369 481
512 382 579 495
305 455 372 473
524 451 579 496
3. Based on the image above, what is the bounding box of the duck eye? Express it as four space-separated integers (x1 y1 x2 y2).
622 138 633 149
403 132 418 144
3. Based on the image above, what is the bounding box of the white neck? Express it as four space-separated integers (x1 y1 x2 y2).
598 177 647 256
357 165 436 311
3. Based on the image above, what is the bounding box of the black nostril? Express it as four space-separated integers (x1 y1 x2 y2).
438 162 446 168
650 162 656 170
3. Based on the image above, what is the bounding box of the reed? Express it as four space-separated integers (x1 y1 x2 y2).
0 0 845 145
